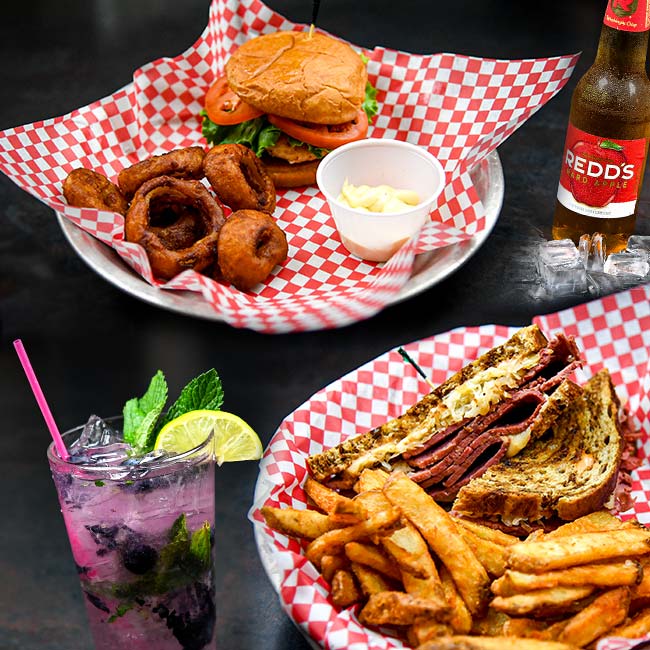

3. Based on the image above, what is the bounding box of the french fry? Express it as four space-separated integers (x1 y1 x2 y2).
305 506 401 568
382 524 437 580
455 524 508 577
439 564 473 634
353 488 397 520
502 617 568 641
354 468 390 493
631 556 650 600
353 486 439 582
330 569 361 608
358 591 450 627
454 518 519 546
608 605 650 638
507 528 650 573
345 541 402 581
492 560 642 596
557 587 630 647
383 472 491 616
470 606 510 637
304 475 356 513
350 561 395 596
407 621 453 647
321 553 349 583
415 635 581 650
491 586 595 617
260 505 341 539
542 510 628 539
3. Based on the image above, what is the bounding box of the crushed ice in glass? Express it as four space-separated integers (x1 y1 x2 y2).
121 449 171 467
72 414 122 450
67 415 173 471
68 442 131 466
538 233 650 297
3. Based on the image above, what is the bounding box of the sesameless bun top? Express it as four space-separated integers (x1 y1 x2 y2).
225 30 367 125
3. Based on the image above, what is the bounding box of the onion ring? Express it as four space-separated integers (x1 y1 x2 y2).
63 168 128 215
217 209 288 291
125 175 225 280
204 144 276 214
149 209 200 251
118 146 206 200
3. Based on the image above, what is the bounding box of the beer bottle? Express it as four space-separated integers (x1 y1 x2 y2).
552 0 650 253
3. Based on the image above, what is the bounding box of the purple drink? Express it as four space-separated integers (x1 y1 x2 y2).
48 417 216 650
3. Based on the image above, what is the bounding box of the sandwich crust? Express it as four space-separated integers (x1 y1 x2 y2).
225 30 367 125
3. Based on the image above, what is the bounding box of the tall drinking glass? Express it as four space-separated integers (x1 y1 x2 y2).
47 418 216 650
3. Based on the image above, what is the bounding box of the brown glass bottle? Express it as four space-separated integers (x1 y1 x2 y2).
552 2 650 253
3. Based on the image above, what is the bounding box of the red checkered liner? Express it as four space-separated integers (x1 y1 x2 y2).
0 0 578 332
252 285 650 649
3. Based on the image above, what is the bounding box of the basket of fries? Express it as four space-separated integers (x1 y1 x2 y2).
252 284 650 649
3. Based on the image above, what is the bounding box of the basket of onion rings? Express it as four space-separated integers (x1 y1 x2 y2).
0 0 579 332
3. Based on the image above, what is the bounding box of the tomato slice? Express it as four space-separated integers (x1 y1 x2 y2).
267 109 369 150
204 75 264 126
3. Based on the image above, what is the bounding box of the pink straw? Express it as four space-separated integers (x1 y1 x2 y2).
13 339 69 460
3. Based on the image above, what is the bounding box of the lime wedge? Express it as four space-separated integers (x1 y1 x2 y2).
154 409 263 465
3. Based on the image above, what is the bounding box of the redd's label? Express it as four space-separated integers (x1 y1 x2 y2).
604 0 650 32
556 123 648 219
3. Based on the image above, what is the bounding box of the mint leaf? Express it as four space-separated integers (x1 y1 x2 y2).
123 370 168 453
189 522 212 572
108 603 132 623
157 369 224 431
169 513 189 543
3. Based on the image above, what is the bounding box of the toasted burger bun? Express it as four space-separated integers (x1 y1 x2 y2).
225 30 367 125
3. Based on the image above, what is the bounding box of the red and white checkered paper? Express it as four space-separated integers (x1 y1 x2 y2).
0 0 578 332
252 285 650 649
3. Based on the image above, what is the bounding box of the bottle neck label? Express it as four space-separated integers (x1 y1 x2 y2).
557 123 648 219
604 0 650 32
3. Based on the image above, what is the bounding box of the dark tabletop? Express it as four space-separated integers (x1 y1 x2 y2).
1 1 648 648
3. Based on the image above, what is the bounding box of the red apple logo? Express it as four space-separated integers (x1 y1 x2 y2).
567 140 627 208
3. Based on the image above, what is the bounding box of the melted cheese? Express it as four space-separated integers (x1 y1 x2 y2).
506 428 533 458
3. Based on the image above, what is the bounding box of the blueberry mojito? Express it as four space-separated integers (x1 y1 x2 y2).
47 370 262 650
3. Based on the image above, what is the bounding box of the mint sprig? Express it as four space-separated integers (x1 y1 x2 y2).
121 368 224 454
157 369 224 432
123 370 168 453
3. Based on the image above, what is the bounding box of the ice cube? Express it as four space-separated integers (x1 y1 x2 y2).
577 233 606 272
537 239 588 295
71 415 122 450
603 251 650 278
589 232 606 272
626 235 650 260
587 271 641 298
578 234 590 268
68 442 131 466
121 448 170 467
